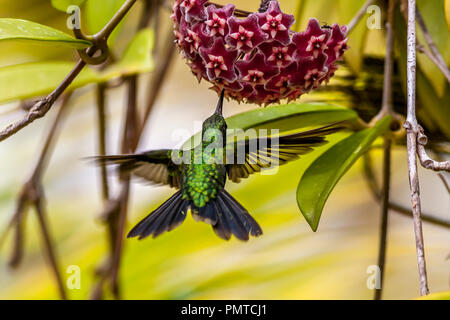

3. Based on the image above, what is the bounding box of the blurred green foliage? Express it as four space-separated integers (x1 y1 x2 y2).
0 0 448 300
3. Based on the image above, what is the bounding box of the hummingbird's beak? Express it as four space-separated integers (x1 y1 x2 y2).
215 90 225 115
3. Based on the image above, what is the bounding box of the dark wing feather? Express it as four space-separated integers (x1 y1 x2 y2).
226 123 343 183
92 149 182 188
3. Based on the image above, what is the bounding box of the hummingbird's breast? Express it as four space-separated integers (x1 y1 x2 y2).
181 161 227 209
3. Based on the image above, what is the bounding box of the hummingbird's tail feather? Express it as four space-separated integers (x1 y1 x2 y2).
127 191 189 240
203 190 263 241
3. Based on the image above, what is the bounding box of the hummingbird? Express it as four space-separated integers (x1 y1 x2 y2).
93 91 342 241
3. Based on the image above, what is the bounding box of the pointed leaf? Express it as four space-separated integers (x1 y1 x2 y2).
297 116 391 231
182 103 358 149
0 18 91 48
0 62 99 103
227 103 358 131
0 28 154 103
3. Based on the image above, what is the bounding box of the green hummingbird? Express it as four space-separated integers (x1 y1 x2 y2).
93 91 341 241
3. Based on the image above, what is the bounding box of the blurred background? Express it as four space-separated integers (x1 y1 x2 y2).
0 0 448 299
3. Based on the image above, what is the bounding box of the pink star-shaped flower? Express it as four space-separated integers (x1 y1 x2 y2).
205 4 234 37
226 15 268 52
172 1 348 105
236 53 279 87
199 38 238 82
325 24 349 64
178 20 212 59
303 67 328 90
265 63 297 94
292 19 331 59
259 41 296 68
180 0 207 23
289 53 328 90
256 1 295 45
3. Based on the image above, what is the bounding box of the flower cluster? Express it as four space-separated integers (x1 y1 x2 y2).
172 0 348 105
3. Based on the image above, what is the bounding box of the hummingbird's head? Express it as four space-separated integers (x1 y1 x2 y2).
202 90 227 134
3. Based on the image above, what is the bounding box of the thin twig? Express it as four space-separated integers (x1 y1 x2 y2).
437 174 450 194
96 0 138 40
33 192 67 300
6 197 27 268
2 96 71 299
415 8 450 83
416 126 450 172
363 153 450 229
140 37 176 137
346 0 375 35
388 202 450 228
374 138 391 300
0 0 138 143
0 60 85 142
373 0 396 300
107 77 138 299
109 181 131 299
404 0 429 296
398 3 450 176
96 84 110 200
95 10 175 297
416 45 450 83
90 0 154 300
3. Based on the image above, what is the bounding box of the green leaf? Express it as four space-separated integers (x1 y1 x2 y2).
297 116 391 231
0 62 98 103
85 0 126 45
0 18 91 49
182 103 359 149
51 0 86 12
0 28 154 103
227 103 358 131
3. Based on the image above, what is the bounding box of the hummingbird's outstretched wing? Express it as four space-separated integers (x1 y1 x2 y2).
225 123 343 183
92 149 182 188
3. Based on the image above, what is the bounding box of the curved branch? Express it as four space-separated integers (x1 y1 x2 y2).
417 126 450 172
0 60 85 142
0 0 138 143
